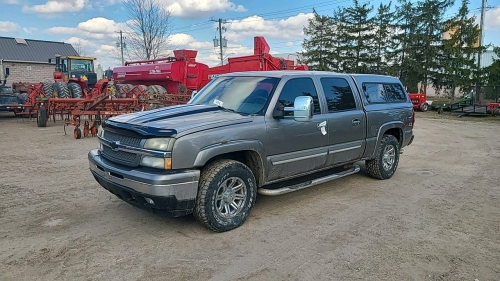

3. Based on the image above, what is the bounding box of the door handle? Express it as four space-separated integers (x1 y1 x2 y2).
352 119 361 126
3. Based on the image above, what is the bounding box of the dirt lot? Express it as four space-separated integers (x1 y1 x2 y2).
0 112 499 281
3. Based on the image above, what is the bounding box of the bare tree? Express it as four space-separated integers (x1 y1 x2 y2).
124 0 173 60
72 40 87 56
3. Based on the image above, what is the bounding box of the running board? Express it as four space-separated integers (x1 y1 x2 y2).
257 165 360 196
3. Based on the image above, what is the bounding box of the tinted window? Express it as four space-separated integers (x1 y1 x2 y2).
320 78 357 112
363 83 408 104
278 78 321 116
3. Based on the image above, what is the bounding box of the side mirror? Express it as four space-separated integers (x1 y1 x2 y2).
284 96 313 122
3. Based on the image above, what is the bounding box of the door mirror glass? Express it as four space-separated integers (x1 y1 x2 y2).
284 96 313 122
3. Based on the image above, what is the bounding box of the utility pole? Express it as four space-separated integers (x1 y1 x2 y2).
116 31 126 66
211 18 228 65
476 0 487 102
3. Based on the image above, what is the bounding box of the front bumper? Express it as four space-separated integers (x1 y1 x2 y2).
88 149 200 217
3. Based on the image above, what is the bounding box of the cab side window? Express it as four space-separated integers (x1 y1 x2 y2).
278 78 321 116
320 78 357 112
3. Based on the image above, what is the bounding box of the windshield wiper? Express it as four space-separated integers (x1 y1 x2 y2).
216 105 237 113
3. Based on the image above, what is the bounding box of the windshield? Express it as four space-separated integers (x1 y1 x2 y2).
188 76 279 115
70 59 94 72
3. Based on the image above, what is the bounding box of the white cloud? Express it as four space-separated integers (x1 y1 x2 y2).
0 21 19 32
47 17 128 40
22 0 89 13
484 7 500 30
286 42 294 47
22 27 38 34
46 27 77 34
225 13 313 41
158 0 246 18
77 17 126 34
65 37 94 47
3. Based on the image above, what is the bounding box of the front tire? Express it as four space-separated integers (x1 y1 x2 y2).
194 159 257 232
365 135 400 180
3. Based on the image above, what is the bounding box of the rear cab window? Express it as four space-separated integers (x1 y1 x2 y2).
362 82 408 104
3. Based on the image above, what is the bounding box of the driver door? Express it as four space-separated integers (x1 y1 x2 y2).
265 77 328 181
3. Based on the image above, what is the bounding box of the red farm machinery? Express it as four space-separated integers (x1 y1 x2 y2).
15 36 308 138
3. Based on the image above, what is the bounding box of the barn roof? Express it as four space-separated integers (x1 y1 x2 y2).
0 37 79 63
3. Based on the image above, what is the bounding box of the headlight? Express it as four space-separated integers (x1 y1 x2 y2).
97 125 104 138
144 138 175 151
141 156 172 169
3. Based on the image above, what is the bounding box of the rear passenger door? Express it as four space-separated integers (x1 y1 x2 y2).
265 77 328 181
320 76 366 166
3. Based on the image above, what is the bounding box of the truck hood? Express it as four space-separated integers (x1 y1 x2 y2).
105 104 253 137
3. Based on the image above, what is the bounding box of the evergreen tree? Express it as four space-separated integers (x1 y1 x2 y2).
413 0 455 93
372 2 396 74
486 47 500 86
433 0 479 100
330 7 348 72
391 0 420 91
341 0 375 73
301 9 335 71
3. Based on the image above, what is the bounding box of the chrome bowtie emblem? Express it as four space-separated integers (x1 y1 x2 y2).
110 141 120 151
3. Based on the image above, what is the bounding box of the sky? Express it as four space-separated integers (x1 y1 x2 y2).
1 0 499 70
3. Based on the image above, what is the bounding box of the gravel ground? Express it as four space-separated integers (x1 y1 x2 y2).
0 112 499 281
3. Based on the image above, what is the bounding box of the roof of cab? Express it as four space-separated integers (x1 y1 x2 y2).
217 70 399 80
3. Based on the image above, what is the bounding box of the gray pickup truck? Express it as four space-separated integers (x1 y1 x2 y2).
88 71 415 232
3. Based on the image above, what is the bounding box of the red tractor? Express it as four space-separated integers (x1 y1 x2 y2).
44 54 104 99
408 92 430 112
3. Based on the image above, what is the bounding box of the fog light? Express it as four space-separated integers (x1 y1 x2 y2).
144 197 154 205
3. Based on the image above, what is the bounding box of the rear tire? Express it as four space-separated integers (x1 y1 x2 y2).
52 82 70 98
194 159 257 232
37 107 47 127
74 128 82 139
365 134 400 180
67 82 83 98
420 103 428 112
492 107 500 117
43 82 53 98
115 84 131 98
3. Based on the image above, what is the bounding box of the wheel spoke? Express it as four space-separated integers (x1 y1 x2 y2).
386 146 394 155
227 179 237 189
234 193 245 200
232 182 243 192
224 204 231 215
216 194 224 201
230 202 239 210
217 201 224 212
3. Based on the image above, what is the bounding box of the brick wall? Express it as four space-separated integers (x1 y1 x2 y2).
4 62 55 87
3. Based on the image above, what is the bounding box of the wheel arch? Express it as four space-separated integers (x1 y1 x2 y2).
371 122 404 158
194 140 266 187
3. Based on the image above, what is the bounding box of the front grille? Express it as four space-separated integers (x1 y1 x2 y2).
104 131 142 147
102 145 139 167
101 130 143 167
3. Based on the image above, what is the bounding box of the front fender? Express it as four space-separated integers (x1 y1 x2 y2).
193 139 266 168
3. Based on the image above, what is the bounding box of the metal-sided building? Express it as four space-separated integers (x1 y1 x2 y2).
0 37 78 87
